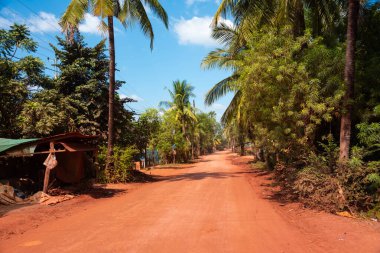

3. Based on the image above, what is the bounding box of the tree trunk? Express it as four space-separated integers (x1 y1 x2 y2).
181 118 190 161
293 0 306 37
106 16 116 171
339 0 359 162
238 122 245 156
144 147 147 167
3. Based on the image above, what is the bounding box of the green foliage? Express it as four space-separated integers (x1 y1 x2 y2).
196 111 222 154
18 34 134 139
207 0 380 215
0 24 37 59
97 145 138 183
134 108 161 152
357 123 380 154
156 109 188 163
61 0 168 50
237 28 342 158
0 24 47 138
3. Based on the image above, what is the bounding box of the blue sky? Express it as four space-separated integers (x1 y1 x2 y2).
0 0 234 120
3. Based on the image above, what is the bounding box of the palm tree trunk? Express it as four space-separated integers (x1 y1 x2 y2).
238 121 245 156
293 0 306 37
339 0 359 162
106 16 116 171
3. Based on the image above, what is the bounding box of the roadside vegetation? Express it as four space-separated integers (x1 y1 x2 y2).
205 0 380 218
0 24 224 183
1 0 380 219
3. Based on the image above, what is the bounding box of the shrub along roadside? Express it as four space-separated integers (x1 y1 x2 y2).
97 146 141 183
273 134 380 219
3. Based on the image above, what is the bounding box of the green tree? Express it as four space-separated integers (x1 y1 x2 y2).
61 0 168 170
156 109 188 163
160 80 197 160
134 108 161 163
19 33 134 138
196 111 221 155
0 24 47 138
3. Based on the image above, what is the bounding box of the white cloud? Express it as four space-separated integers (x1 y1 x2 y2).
119 93 144 102
0 8 102 35
119 93 128 99
28 12 60 33
211 103 226 110
130 94 144 102
186 0 208 6
186 0 220 6
0 16 12 29
173 16 233 47
78 13 102 35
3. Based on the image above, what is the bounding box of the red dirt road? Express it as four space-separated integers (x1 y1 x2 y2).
1 151 380 253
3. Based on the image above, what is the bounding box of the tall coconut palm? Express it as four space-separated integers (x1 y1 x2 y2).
160 80 197 136
60 0 168 170
160 80 197 160
339 0 360 161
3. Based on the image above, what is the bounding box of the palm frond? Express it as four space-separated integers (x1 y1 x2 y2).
129 0 154 49
212 22 237 46
213 0 237 26
93 0 114 17
201 48 238 70
60 0 88 32
221 91 242 125
204 75 238 106
143 0 169 28
159 101 171 108
184 106 198 122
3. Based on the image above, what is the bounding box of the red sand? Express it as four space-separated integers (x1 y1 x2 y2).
1 151 379 253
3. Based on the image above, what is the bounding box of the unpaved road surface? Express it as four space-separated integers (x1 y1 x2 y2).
1 151 380 253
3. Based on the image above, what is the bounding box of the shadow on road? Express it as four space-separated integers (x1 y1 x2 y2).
81 186 127 199
249 169 296 205
156 171 244 182
0 203 30 217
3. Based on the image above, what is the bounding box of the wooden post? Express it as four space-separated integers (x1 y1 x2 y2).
43 142 55 193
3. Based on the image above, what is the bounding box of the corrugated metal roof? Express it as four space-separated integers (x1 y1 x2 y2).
0 132 98 155
0 138 39 154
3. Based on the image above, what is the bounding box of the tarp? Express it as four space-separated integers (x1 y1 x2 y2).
0 138 39 154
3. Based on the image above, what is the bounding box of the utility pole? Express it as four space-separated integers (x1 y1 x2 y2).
47 57 58 79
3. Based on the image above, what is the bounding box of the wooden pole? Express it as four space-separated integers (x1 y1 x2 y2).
43 142 55 193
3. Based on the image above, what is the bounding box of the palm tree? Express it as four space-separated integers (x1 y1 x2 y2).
160 80 197 160
202 20 247 155
60 0 168 170
160 80 197 135
339 0 360 161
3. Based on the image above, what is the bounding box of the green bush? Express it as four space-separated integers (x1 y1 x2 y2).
97 145 138 183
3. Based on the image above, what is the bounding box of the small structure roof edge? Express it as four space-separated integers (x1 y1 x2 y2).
0 132 98 155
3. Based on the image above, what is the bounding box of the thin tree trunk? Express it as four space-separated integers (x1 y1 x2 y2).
182 118 190 161
144 147 147 167
106 16 116 171
238 121 245 156
339 0 359 162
